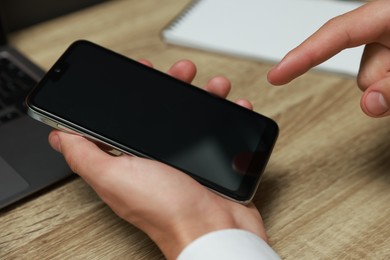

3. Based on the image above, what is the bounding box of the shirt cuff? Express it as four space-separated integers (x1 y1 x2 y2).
177 229 280 260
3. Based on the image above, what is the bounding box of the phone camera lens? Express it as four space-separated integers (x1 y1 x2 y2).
51 62 69 81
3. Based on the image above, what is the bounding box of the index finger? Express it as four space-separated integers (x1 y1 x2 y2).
267 0 390 85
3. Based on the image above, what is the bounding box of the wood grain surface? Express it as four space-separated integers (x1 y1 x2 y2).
1 0 389 259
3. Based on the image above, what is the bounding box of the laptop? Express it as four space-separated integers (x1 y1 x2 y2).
0 10 72 210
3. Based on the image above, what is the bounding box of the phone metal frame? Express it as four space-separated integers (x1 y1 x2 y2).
25 40 279 204
28 106 261 204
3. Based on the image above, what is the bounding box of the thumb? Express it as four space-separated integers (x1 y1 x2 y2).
48 130 112 180
360 77 390 117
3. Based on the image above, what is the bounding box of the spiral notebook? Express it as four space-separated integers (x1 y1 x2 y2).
162 0 364 76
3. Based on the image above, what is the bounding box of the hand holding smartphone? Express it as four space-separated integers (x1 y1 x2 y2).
26 40 278 203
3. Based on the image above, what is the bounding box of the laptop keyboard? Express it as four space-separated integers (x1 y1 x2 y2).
0 57 37 125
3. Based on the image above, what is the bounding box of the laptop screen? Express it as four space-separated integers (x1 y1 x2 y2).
1 0 106 32
0 9 8 45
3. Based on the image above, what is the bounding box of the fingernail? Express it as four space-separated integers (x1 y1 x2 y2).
49 133 62 152
365 91 389 115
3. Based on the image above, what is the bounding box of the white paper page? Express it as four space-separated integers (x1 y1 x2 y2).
163 0 364 76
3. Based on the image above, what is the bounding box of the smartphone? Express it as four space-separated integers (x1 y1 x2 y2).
26 40 278 203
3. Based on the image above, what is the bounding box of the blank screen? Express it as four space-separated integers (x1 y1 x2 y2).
29 41 278 201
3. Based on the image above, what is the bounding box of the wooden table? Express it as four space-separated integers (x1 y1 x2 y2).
1 0 389 259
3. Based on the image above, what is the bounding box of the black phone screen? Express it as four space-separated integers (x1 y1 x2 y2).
27 40 278 202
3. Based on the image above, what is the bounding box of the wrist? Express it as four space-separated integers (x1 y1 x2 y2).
152 208 237 260
147 195 266 260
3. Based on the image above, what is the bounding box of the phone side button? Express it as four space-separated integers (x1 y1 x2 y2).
56 124 80 135
85 137 124 157
56 124 123 156
105 148 123 156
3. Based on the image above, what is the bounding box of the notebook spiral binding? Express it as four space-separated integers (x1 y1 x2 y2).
163 0 203 31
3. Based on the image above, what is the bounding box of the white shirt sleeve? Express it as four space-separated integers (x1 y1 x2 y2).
177 229 281 260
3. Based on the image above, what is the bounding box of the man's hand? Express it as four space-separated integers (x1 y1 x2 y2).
267 0 390 117
48 59 266 260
